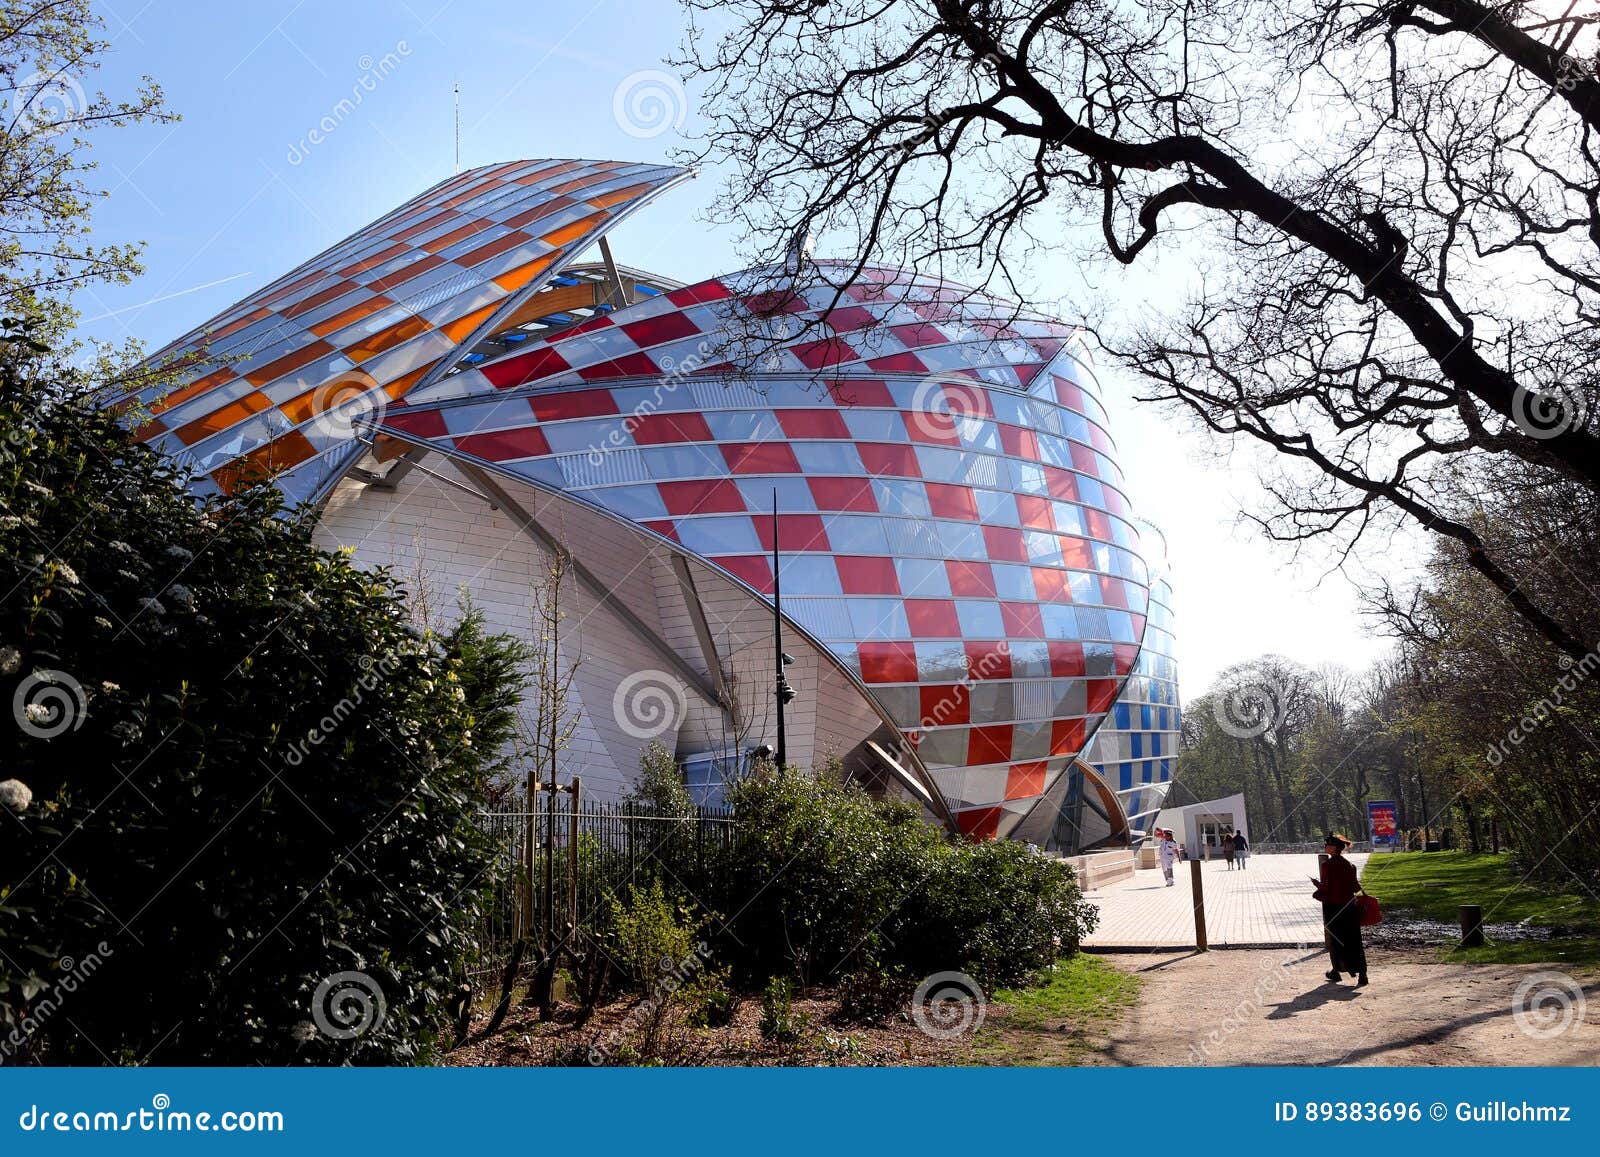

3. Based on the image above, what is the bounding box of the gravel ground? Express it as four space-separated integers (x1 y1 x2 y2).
1099 947 1600 1066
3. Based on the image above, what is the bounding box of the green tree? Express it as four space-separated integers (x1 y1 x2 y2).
1 0 176 347
626 741 694 818
0 334 516 1064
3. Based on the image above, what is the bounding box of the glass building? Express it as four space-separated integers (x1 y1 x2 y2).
117 158 1181 849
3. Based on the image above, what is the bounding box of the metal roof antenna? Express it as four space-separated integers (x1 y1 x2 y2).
453 80 461 174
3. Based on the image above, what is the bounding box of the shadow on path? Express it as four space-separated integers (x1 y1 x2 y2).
1264 984 1364 1019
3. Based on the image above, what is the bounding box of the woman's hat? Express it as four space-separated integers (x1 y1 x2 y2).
1323 832 1351 848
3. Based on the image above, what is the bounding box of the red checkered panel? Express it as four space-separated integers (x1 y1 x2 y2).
119 159 689 503
379 272 1150 838
406 264 1076 406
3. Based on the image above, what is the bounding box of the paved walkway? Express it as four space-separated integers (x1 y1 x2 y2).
1082 853 1369 949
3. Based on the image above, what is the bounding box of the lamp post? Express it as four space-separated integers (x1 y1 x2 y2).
772 491 795 768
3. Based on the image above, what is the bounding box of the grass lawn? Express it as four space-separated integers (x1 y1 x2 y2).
1361 850 1600 966
969 953 1141 1065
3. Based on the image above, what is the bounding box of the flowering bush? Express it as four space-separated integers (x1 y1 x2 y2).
0 341 518 1064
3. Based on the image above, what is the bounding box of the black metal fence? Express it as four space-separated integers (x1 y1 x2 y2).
474 800 738 975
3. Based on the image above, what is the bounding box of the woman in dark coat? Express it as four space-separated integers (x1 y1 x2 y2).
1313 833 1368 986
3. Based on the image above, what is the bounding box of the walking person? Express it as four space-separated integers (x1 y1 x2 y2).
1222 831 1236 870
1234 829 1249 870
1312 833 1368 987
1156 827 1179 887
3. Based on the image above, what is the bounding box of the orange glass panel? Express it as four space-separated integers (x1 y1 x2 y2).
368 254 444 294
310 295 392 338
539 212 606 248
588 182 653 209
150 368 236 415
392 209 458 243
337 242 407 277
244 340 336 386
174 391 271 445
372 434 411 462
212 430 316 494
282 279 357 319
493 256 554 292
550 167 620 195
515 160 580 185
381 365 431 400
259 269 325 308
203 306 272 344
439 302 500 343
420 220 487 253
345 315 431 362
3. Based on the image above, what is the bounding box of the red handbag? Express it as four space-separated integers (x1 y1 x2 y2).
1357 894 1382 927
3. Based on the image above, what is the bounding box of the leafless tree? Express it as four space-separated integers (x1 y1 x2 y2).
680 0 1600 660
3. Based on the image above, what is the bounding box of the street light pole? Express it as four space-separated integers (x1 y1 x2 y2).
773 491 787 770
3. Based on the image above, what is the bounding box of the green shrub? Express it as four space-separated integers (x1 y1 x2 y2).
606 880 705 995
757 976 807 1044
834 960 912 1026
684 964 737 1028
713 769 1097 989
0 349 520 1064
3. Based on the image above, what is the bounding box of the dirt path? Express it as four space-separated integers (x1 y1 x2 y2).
1096 948 1600 1066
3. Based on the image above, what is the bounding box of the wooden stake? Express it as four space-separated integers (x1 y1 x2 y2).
1190 857 1208 952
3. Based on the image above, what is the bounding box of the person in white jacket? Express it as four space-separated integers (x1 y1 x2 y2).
1156 828 1179 887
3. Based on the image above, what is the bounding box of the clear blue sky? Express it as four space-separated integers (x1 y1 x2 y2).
77 0 1403 695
